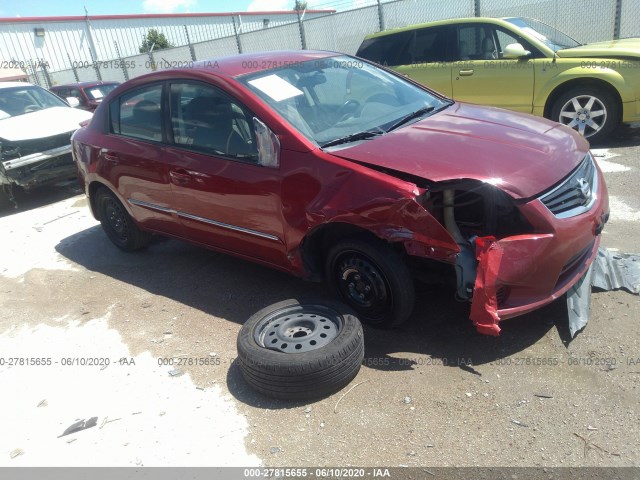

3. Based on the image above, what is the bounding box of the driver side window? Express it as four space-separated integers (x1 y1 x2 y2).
169 82 258 161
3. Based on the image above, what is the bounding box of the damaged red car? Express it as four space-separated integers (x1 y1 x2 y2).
71 51 609 335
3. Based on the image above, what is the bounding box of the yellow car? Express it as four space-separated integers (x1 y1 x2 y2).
356 17 640 142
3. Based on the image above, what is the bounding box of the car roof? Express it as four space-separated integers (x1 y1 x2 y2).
0 81 38 89
363 16 514 39
186 50 340 78
51 81 119 89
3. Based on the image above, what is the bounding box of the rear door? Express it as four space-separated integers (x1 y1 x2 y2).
101 82 183 235
358 27 452 97
394 26 453 97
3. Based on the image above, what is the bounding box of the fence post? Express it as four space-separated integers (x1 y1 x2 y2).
41 60 52 88
233 16 243 54
184 25 197 61
376 0 385 31
114 42 129 81
68 53 80 82
297 9 307 49
613 0 622 39
474 0 481 16
27 62 40 86
84 10 102 80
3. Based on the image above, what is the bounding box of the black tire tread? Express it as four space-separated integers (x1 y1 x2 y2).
236 298 364 400
96 187 151 251
325 236 415 328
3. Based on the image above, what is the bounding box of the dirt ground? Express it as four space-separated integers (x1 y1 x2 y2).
1 126 639 470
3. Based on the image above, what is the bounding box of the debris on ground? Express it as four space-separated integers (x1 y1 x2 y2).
592 248 640 295
58 417 98 438
9 448 24 459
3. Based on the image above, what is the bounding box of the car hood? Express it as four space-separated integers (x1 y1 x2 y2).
331 103 589 199
556 38 640 58
0 106 92 142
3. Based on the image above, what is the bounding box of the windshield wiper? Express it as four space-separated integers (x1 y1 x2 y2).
386 106 435 133
320 129 383 149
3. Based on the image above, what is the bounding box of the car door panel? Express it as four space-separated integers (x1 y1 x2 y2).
165 81 288 268
451 24 535 112
165 147 287 267
102 82 184 236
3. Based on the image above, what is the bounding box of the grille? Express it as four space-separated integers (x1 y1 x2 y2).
1 132 74 160
539 154 597 218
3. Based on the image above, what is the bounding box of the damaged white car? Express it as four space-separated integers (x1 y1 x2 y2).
0 82 92 208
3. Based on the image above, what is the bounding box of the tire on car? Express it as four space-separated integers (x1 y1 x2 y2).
550 86 619 143
95 187 151 251
325 236 415 328
236 299 364 400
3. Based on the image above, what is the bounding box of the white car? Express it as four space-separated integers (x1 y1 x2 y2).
0 82 92 208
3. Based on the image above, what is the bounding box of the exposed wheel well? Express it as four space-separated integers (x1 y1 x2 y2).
543 78 622 122
88 181 109 220
300 223 405 281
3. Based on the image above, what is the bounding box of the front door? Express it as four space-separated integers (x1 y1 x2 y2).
163 81 288 268
450 24 535 113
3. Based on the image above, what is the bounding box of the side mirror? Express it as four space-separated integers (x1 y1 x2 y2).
502 43 531 59
66 97 80 108
253 117 280 168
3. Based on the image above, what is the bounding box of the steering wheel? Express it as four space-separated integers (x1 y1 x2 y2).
24 104 40 113
335 99 361 123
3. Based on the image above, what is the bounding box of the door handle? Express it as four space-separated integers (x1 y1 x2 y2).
169 168 192 185
100 149 119 164
459 69 474 76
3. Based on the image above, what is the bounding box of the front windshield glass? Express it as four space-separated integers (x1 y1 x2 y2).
86 83 118 100
239 55 450 148
0 85 68 119
506 17 581 50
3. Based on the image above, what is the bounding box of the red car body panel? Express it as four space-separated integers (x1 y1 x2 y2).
333 102 588 199
72 50 609 333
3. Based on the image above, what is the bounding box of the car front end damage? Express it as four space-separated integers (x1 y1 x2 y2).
406 151 609 335
0 132 77 207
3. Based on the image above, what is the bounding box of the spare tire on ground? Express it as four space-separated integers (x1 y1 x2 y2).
236 298 364 400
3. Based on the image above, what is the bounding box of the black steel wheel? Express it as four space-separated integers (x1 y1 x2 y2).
96 188 151 251
325 237 415 328
236 299 364 400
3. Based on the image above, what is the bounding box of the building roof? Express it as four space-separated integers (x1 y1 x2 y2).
0 10 335 23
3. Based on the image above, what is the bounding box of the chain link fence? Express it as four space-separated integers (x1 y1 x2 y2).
27 0 640 88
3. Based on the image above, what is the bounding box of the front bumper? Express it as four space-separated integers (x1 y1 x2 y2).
470 160 609 334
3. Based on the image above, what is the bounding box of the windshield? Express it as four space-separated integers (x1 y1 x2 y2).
506 17 581 50
86 83 118 101
239 55 449 148
0 85 68 119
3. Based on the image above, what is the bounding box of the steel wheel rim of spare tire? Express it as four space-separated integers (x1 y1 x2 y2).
237 299 364 400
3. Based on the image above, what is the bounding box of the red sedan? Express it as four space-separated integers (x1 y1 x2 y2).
71 50 609 335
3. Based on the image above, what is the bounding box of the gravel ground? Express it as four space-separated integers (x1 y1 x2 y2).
0 125 639 469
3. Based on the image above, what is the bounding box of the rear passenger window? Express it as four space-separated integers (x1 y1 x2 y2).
356 31 412 67
411 26 448 63
110 84 163 142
